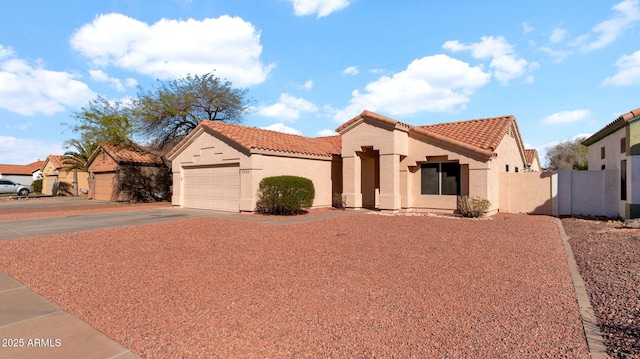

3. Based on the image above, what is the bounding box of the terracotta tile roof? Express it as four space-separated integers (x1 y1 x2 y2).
417 115 516 152
524 149 539 166
0 160 45 175
45 155 67 170
101 145 164 166
583 107 640 146
200 121 341 156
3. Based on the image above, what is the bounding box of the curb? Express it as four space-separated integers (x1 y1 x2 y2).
556 219 609 359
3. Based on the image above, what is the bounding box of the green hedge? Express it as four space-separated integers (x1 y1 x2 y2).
31 179 43 194
255 176 315 215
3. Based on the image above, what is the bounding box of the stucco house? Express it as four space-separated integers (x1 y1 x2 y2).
0 160 44 186
86 145 169 202
170 110 530 214
583 107 640 218
41 156 89 196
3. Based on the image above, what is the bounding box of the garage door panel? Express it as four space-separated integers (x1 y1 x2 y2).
94 173 116 201
183 165 240 212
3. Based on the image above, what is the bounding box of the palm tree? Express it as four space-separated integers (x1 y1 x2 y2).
62 139 98 196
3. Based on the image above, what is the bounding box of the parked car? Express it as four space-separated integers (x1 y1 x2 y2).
0 179 30 196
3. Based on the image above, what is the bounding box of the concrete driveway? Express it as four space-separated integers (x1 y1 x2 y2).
0 207 242 241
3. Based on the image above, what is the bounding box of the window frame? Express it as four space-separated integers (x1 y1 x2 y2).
420 162 461 196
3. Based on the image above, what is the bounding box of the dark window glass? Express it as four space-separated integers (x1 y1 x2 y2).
420 163 439 195
621 138 626 153
601 146 605 159
441 162 460 195
621 160 627 201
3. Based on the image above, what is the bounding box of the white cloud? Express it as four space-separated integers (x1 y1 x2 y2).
257 93 318 121
70 13 274 87
89 69 137 91
343 66 359 75
603 49 640 85
0 48 95 116
522 22 534 33
541 109 591 125
549 28 567 43
261 123 302 135
289 0 350 18
538 46 573 62
577 0 640 52
302 79 314 90
0 135 64 164
317 129 337 136
0 45 15 59
333 54 491 122
443 36 536 85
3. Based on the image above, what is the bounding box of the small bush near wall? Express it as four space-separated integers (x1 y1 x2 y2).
332 193 346 209
256 176 315 215
31 179 43 194
457 196 491 218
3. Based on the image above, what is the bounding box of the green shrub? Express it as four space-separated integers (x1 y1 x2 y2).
332 193 346 209
31 179 43 194
255 176 315 215
457 196 491 218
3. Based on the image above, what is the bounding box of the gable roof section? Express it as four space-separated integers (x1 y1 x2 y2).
583 107 640 146
87 145 164 168
417 116 517 153
338 110 523 160
524 149 539 166
169 120 341 160
44 155 67 170
336 110 412 133
0 161 43 175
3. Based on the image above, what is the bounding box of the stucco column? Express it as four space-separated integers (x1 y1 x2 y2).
468 168 490 202
342 155 362 208
378 153 401 211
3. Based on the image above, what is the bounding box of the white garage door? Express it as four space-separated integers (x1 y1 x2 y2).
183 164 240 212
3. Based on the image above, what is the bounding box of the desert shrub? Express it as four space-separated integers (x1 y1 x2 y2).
31 179 43 194
457 196 491 218
332 193 346 209
255 176 315 215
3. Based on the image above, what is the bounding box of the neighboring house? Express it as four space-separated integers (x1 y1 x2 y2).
86 145 169 202
169 110 529 214
583 107 640 218
524 149 542 171
41 155 89 196
0 160 44 186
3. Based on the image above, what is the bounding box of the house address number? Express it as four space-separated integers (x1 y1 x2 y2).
240 170 250 174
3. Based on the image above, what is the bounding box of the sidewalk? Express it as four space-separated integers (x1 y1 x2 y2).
0 271 140 359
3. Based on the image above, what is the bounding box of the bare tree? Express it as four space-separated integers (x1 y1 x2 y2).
133 72 251 152
545 137 588 170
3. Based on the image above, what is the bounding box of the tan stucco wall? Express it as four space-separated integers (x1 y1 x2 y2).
498 172 553 214
256 154 334 208
89 149 119 172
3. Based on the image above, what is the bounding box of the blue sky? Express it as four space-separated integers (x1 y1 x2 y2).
1 0 639 165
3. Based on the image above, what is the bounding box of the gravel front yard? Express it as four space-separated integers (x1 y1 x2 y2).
562 218 640 358
0 213 588 358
